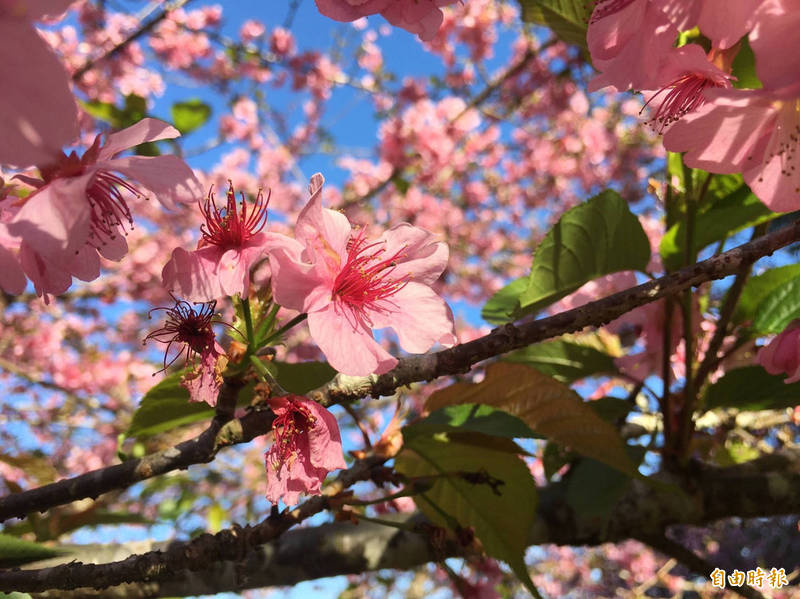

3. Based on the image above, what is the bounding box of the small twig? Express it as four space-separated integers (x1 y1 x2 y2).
342 403 373 449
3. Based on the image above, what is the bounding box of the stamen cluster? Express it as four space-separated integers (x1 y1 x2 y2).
199 183 269 249
144 297 218 371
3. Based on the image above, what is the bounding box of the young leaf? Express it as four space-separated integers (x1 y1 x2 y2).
171 99 213 135
703 365 800 411
518 190 650 314
734 264 800 325
396 435 541 597
403 403 539 442
730 37 762 90
517 0 592 50
0 533 64 567
752 276 800 334
426 362 637 476
272 361 337 394
481 277 527 324
504 339 618 382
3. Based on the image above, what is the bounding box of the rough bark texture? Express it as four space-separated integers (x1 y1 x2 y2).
6 450 800 597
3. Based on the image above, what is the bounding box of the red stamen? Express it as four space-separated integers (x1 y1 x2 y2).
331 230 408 328
144 296 219 372
269 398 316 466
85 170 138 247
642 73 723 133
199 182 270 249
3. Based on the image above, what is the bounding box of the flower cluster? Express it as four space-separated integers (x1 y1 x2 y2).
587 0 800 212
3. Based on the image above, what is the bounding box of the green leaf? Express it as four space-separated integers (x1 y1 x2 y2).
731 37 762 90
403 404 538 442
660 181 778 270
565 446 646 523
504 339 618 382
481 277 527 324
272 361 337 394
588 397 632 424
735 264 800 325
427 363 637 476
0 533 63 567
519 190 650 314
753 276 800 334
703 366 800 411
171 99 212 134
517 0 592 50
396 436 541 597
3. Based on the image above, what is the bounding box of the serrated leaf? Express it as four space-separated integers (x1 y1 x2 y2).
504 339 618 382
403 404 538 442
735 264 800 325
482 277 527 324
0 534 64 567
171 99 212 134
517 0 592 50
396 436 540 597
703 365 800 411
427 363 637 476
273 361 337 394
753 276 800 334
518 190 650 314
660 181 778 270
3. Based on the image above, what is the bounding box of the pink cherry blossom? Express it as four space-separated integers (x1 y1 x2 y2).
265 394 346 505
758 321 800 383
8 118 202 295
749 0 800 89
315 0 456 41
663 83 800 212
0 0 79 167
267 173 456 376
162 183 272 302
144 297 226 405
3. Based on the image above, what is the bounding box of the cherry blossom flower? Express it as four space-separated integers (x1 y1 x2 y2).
0 0 78 167
162 183 272 302
758 321 800 383
315 0 456 41
265 394 345 505
663 83 800 212
266 173 456 376
144 297 226 406
8 118 202 295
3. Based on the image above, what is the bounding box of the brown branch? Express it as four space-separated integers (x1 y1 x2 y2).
0 379 255 523
321 219 800 405
72 0 195 82
0 456 385 593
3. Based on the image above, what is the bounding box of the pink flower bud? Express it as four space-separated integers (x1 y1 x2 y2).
758 321 800 383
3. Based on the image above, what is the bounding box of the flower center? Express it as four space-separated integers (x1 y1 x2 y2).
199 183 269 249
85 170 138 247
331 230 408 326
642 73 724 133
144 297 218 371
270 399 316 466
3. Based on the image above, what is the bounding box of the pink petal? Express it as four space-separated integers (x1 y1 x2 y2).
367 282 456 354
0 20 78 167
749 0 800 89
587 0 647 61
305 402 346 471
68 244 100 282
14 0 75 21
295 173 351 274
96 232 129 262
105 155 203 209
181 350 221 406
19 241 71 297
217 247 249 297
98 118 182 161
162 246 227 303
266 241 330 312
0 244 25 294
377 223 448 285
314 0 391 21
9 175 92 263
307 304 397 376
697 0 760 49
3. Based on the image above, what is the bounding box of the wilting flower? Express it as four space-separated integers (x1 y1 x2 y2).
266 173 457 376
8 118 202 296
144 296 226 406
0 0 79 167
265 394 345 505
162 183 272 302
758 321 800 383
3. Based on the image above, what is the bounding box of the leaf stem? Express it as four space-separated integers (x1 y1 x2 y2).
263 313 308 345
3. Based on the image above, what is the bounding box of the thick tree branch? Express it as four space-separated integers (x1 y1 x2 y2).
321 220 800 404
0 456 386 593
2 221 799 523
10 450 800 596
